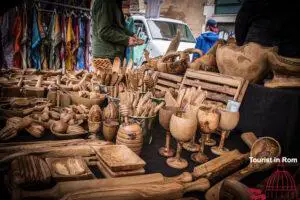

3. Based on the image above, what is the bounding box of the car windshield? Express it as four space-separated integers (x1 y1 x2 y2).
147 20 195 43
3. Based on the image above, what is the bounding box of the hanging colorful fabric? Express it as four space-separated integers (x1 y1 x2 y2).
1 9 15 68
13 14 22 68
49 12 62 70
20 3 28 70
85 15 92 71
60 14 66 73
31 9 42 70
38 10 48 70
72 16 79 70
76 17 85 70
65 16 74 71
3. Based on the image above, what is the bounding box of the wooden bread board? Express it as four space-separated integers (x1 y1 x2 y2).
94 145 146 172
96 157 145 178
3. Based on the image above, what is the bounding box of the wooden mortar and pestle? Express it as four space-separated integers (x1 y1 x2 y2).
205 132 281 200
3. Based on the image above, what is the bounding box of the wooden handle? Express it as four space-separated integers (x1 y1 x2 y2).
241 132 257 149
205 165 253 200
50 178 209 200
164 172 193 183
17 173 165 200
192 150 247 178
60 182 183 200
183 178 210 193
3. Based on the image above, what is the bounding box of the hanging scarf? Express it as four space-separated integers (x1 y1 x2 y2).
13 14 22 68
31 9 41 70
1 9 15 68
20 3 28 69
65 16 74 71
60 14 66 73
49 12 62 70
72 16 79 70
76 17 85 70
38 11 48 70
85 15 92 71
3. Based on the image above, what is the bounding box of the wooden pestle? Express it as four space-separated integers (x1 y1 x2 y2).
14 172 198 200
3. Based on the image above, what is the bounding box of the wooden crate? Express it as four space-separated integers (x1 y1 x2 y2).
154 72 183 92
180 69 249 105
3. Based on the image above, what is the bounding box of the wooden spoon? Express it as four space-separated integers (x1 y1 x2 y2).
205 136 281 200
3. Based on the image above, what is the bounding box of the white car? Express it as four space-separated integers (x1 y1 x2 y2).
130 15 196 66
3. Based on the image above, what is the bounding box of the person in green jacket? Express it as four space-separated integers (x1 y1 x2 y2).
92 0 141 62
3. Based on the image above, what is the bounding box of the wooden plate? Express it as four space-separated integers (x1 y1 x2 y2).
94 145 146 172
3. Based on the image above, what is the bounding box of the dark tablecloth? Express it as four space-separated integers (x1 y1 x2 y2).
236 84 300 157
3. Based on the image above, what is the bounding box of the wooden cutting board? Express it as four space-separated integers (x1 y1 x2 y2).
96 157 145 178
94 145 146 172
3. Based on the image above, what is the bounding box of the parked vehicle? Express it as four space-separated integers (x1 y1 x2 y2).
130 14 196 66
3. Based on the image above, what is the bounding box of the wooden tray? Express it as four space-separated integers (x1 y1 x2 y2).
46 157 94 181
96 157 145 178
180 69 249 105
94 145 146 172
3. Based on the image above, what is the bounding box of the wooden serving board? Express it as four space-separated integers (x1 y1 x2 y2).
94 145 146 172
46 157 95 181
96 157 145 178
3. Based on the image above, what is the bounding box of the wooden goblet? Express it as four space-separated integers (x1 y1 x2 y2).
211 110 240 155
158 106 179 157
191 106 220 163
167 113 197 169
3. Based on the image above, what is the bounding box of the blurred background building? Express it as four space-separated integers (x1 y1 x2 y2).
123 0 242 37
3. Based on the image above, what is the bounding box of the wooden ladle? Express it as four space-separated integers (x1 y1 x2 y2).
205 135 281 200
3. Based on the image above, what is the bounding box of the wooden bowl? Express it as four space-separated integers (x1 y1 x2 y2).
69 92 105 108
169 114 197 142
218 110 240 131
159 106 180 131
50 123 87 139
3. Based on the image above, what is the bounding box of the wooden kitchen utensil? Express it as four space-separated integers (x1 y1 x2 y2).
10 155 52 189
96 159 145 178
45 157 94 181
14 174 210 200
94 145 145 172
205 136 281 200
58 178 209 200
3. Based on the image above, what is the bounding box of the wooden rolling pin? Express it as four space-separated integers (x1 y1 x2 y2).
59 178 210 200
14 173 196 200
